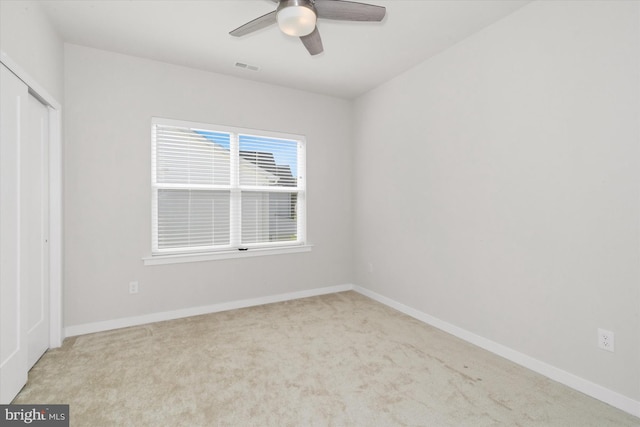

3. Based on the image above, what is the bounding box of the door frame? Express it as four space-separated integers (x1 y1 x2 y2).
1 51 63 348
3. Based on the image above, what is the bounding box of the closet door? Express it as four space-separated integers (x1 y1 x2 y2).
0 63 29 403
25 94 50 369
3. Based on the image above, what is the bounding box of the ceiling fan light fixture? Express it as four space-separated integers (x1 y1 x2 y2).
230 0 386 55
277 3 317 37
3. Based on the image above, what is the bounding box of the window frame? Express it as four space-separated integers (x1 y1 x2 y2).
148 117 308 263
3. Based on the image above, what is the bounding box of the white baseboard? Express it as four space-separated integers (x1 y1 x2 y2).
64 284 355 338
352 285 640 418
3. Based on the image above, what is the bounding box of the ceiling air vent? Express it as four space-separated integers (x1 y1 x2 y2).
235 62 260 72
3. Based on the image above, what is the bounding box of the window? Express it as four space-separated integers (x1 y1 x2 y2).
151 117 306 257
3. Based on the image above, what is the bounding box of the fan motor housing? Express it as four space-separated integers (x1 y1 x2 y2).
277 0 317 14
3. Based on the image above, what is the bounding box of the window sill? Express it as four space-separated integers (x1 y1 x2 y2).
143 244 313 266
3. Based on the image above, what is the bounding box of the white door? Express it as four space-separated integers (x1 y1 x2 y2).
0 63 29 403
25 94 50 368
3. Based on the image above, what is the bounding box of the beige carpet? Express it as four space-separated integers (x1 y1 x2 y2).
14 291 640 426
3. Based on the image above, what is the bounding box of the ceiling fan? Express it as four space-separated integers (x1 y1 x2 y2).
229 0 386 56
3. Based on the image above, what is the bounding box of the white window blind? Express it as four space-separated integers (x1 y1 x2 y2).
151 118 306 255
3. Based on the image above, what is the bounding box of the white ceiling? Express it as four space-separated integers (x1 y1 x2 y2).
40 0 532 99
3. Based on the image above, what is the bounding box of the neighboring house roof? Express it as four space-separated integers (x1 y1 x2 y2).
240 151 296 187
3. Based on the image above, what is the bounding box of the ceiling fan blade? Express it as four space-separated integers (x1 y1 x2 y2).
315 0 386 21
229 11 277 37
300 27 323 55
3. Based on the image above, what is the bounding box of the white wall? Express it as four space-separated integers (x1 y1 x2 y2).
0 0 64 101
353 0 639 401
63 44 353 327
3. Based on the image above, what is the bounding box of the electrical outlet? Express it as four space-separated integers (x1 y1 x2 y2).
597 328 614 352
367 262 373 273
129 281 139 294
